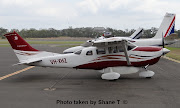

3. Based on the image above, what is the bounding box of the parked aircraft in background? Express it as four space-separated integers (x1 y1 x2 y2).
4 31 170 80
63 13 177 54
63 28 143 54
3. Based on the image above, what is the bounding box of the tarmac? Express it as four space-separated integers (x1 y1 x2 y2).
0 46 180 108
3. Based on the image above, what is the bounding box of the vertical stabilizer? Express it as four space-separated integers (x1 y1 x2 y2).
4 31 38 51
130 28 143 39
153 13 175 39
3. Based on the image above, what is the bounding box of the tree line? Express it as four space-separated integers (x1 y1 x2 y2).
0 27 180 39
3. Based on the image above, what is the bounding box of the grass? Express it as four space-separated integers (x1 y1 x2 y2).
0 41 8 44
0 40 84 45
166 47 180 61
28 41 83 44
0 45 10 47
0 44 78 48
0 40 83 47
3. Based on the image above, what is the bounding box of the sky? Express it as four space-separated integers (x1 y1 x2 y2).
0 0 180 30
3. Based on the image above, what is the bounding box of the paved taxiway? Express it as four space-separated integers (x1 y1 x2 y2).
0 46 180 108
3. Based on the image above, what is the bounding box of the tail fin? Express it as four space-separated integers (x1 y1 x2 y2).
4 31 55 64
130 28 143 39
4 31 38 51
4 31 40 62
153 13 176 39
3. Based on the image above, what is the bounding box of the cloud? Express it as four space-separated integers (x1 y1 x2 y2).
0 0 78 18
77 0 180 15
0 0 43 7
78 0 140 14
133 0 179 14
78 0 102 14
35 4 78 18
0 0 180 30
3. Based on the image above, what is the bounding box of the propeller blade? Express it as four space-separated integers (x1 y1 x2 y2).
162 32 165 48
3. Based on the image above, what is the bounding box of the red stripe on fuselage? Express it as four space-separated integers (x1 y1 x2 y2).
164 16 175 37
92 54 143 62
75 57 161 70
133 47 162 52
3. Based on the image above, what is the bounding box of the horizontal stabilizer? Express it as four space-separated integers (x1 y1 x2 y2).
13 59 42 66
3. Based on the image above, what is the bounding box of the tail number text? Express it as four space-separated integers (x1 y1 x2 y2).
50 58 67 64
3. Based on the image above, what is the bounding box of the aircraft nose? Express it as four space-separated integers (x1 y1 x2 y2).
162 48 170 55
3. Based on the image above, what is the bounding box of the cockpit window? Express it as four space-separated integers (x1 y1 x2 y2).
96 48 106 55
74 50 82 55
86 50 93 55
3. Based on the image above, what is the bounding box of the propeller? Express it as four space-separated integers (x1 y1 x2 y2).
162 32 170 55
162 32 165 48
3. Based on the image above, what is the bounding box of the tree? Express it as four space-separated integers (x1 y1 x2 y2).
0 28 8 39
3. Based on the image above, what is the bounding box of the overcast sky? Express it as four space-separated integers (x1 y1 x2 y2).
0 0 179 30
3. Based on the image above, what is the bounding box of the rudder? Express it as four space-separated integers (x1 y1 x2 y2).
4 31 38 51
153 13 176 39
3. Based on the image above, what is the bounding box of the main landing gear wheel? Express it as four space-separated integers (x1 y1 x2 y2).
101 72 120 80
139 70 155 78
139 65 155 78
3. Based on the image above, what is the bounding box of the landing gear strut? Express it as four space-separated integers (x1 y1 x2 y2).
139 64 155 78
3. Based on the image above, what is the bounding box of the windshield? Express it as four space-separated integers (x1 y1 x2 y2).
74 50 82 55
127 41 136 50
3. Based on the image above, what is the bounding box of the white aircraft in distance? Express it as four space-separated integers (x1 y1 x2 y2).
63 28 143 53
4 31 170 80
64 13 177 54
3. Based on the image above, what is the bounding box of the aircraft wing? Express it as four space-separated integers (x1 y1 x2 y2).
13 59 42 66
92 37 124 47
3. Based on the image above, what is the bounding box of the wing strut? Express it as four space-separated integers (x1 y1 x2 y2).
122 40 131 65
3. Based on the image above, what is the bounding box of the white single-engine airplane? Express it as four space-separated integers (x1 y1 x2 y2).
4 31 170 80
64 13 176 54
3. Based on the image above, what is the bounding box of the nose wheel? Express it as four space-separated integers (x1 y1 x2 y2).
139 64 155 78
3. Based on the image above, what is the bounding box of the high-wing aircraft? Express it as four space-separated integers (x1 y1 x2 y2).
63 13 176 54
4 32 170 80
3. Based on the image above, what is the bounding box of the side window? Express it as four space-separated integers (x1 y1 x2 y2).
108 47 112 53
127 42 136 51
86 50 93 55
118 46 124 52
96 48 106 55
74 50 82 55
113 46 118 53
128 45 135 50
108 46 120 53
